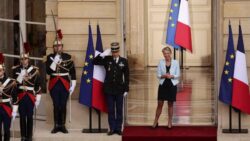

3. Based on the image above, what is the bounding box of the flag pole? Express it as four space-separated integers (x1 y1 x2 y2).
229 106 232 131
237 111 247 133
180 48 184 69
238 111 241 132
174 48 176 59
82 107 93 133
222 106 232 133
222 107 248 133
89 108 92 132
96 109 107 133
98 110 101 131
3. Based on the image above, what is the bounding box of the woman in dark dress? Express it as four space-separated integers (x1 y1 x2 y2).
152 47 180 128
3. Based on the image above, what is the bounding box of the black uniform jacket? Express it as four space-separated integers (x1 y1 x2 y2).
93 55 129 95
46 53 76 91
0 75 18 117
12 64 41 103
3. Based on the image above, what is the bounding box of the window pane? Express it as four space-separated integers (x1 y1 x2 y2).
26 0 45 23
0 0 19 20
27 24 46 58
0 21 17 75
27 24 46 92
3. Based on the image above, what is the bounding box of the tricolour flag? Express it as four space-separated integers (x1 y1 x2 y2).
92 24 108 112
175 0 192 52
232 24 250 114
79 24 95 107
166 0 180 49
219 22 235 105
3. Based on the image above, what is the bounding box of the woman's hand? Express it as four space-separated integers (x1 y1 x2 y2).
161 73 174 79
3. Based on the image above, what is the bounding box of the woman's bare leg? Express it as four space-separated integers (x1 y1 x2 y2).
168 101 174 128
152 101 164 127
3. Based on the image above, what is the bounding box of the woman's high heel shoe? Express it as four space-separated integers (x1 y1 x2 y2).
167 123 172 129
152 122 159 128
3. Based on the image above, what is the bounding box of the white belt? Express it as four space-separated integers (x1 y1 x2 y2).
51 73 69 76
19 86 34 91
0 98 10 103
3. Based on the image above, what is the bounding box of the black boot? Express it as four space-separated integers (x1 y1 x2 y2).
60 107 68 134
51 108 59 134
1 130 10 141
26 117 33 141
3 132 10 141
20 117 26 141
0 126 2 141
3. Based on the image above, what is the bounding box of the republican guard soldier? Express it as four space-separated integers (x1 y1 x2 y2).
0 53 18 141
12 46 42 141
93 42 129 136
46 38 76 134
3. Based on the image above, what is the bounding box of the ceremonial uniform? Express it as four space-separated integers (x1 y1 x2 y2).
12 64 41 141
46 52 76 133
0 76 17 141
93 42 129 135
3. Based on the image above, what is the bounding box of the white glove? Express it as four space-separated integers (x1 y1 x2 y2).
124 92 128 97
17 69 26 83
12 105 18 121
54 54 61 64
35 94 41 109
100 48 111 58
69 80 76 95
50 55 61 71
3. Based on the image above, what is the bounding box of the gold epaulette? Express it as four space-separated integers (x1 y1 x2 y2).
12 65 20 70
62 59 73 63
9 78 15 81
32 66 39 70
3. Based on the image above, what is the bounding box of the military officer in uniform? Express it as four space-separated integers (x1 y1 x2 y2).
0 53 18 141
93 42 129 136
12 52 42 141
46 39 76 134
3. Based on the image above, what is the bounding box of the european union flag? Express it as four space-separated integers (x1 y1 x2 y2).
166 0 180 49
219 22 235 105
79 24 95 107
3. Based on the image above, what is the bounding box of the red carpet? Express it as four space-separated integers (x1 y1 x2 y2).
122 126 217 141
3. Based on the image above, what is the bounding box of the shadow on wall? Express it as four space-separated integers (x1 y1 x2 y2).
127 54 145 71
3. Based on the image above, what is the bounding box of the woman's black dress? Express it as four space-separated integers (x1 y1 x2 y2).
158 65 177 101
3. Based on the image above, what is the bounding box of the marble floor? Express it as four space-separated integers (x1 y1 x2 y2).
126 67 216 126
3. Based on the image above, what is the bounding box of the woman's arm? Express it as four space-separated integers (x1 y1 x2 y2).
173 61 180 79
157 61 162 79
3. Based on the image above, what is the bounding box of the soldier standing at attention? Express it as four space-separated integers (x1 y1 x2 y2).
12 47 42 141
46 38 76 134
93 42 129 136
0 53 18 141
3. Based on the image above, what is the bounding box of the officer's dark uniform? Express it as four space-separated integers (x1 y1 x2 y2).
93 42 129 135
12 64 41 141
0 75 17 141
46 52 76 133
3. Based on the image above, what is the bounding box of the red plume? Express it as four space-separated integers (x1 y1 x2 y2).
57 29 63 40
0 53 4 64
23 42 31 53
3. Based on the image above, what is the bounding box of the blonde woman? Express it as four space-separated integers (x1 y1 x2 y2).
152 47 180 128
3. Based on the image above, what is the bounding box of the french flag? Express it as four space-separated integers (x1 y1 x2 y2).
92 24 108 113
232 24 250 114
175 0 192 52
